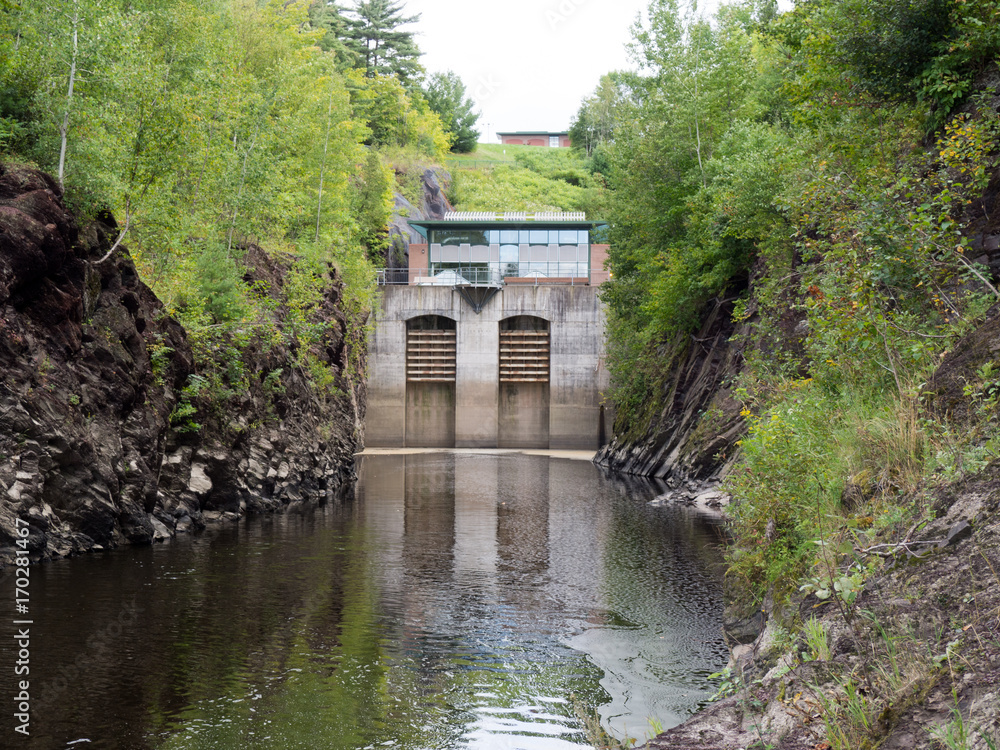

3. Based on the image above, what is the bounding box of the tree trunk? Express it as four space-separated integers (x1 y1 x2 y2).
57 0 80 186
315 77 338 243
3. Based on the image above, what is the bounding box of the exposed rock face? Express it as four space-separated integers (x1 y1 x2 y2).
0 165 362 565
152 243 363 537
388 167 453 268
595 297 748 492
925 303 1000 424
595 256 810 495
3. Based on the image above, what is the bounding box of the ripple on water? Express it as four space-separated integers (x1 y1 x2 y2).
4 453 728 750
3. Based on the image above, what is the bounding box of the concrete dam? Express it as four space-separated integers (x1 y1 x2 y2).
366 212 612 450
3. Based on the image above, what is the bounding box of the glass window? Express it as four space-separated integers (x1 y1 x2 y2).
488 229 500 243
559 229 579 245
436 229 489 246
500 229 519 244
499 245 519 264
579 230 590 244
528 230 548 245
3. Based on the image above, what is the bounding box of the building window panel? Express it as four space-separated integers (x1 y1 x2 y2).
437 229 490 246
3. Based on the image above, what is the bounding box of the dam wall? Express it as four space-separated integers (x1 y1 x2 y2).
366 285 609 450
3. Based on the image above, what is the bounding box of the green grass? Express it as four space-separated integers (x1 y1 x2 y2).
445 143 519 170
445 144 606 217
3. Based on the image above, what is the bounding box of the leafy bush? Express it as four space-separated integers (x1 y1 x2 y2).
832 0 953 101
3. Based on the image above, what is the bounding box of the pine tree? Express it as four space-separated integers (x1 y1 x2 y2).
424 71 480 153
343 0 423 85
308 1 358 69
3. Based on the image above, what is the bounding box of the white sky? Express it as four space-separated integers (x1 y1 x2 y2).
406 0 793 143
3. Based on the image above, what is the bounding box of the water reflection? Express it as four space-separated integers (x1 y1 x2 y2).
0 452 728 749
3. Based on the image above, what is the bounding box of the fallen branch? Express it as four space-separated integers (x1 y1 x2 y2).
92 200 131 265
856 539 947 558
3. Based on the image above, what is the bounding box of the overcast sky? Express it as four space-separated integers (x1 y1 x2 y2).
406 0 793 143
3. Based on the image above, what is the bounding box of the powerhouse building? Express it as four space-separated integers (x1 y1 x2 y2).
366 211 611 450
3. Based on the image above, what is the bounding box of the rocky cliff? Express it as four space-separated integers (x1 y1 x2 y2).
594 268 808 504
388 166 453 268
623 75 1000 748
0 165 362 566
595 297 747 495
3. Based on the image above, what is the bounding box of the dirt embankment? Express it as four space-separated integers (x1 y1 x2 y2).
0 164 363 566
646 458 1000 749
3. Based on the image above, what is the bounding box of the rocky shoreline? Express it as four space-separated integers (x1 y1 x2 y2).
643 463 1000 750
0 165 363 566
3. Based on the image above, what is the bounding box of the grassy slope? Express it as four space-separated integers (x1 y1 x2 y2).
444 144 606 217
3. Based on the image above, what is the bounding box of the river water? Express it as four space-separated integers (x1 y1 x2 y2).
2 451 728 749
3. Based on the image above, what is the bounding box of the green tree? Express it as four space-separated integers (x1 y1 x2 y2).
308 1 358 67
602 0 757 334
352 147 393 262
423 70 479 153
344 0 423 85
346 68 449 156
831 0 953 101
569 74 619 157
2 0 119 188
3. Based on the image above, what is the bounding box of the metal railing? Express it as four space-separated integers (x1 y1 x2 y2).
376 264 599 287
